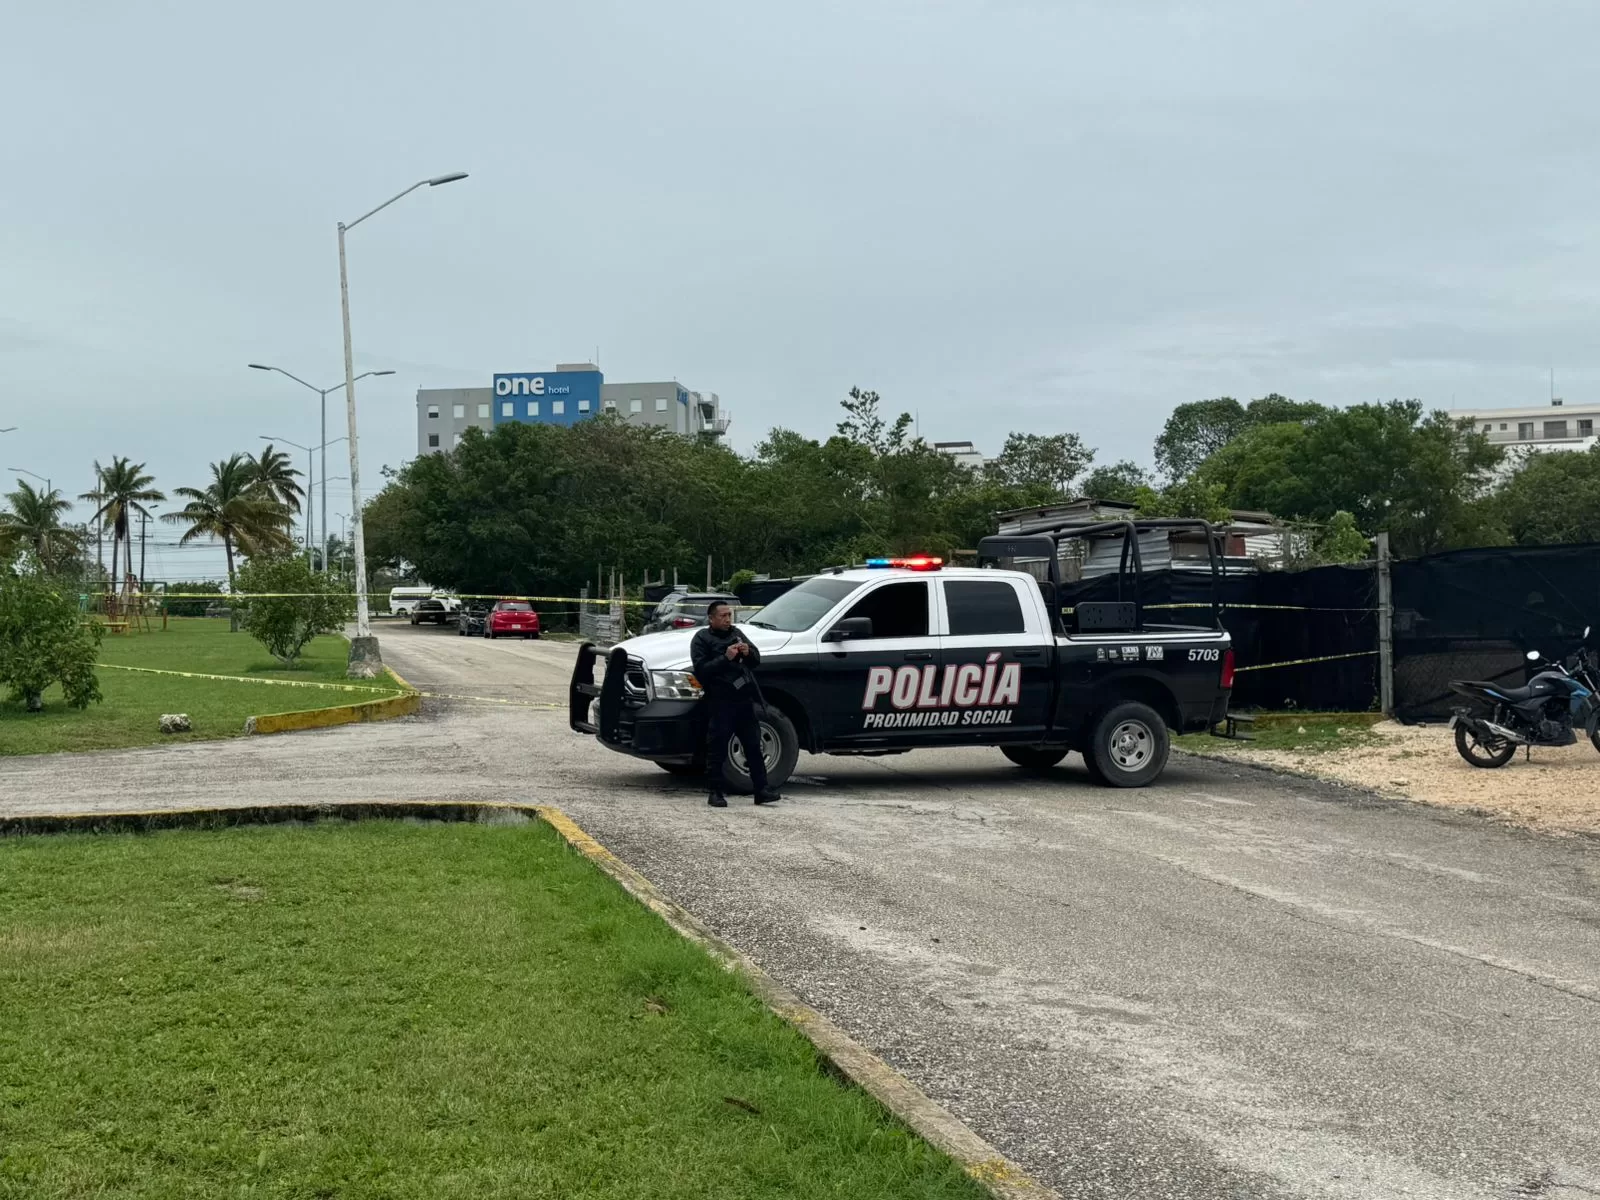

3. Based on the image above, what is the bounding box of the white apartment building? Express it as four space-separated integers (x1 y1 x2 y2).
1447 400 1599 459
934 440 986 471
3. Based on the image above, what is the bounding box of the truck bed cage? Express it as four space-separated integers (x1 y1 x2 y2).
974 518 1225 634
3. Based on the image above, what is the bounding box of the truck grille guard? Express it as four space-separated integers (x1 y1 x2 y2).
569 644 647 740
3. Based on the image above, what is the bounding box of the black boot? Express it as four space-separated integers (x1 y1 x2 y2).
707 792 728 808
754 789 781 805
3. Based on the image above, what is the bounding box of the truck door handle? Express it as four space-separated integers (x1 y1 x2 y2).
1011 649 1043 659
903 651 935 662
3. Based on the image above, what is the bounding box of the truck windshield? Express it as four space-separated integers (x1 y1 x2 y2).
743 577 858 631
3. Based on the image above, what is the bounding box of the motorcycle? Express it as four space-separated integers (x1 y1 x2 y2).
1448 626 1600 768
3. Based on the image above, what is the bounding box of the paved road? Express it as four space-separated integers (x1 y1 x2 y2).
4 621 1599 1199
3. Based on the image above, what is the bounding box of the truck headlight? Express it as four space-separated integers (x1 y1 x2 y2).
650 670 703 701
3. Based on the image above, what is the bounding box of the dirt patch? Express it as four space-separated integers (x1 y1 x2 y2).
1200 721 1600 836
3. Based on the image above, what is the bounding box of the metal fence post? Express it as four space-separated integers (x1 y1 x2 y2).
1376 532 1394 716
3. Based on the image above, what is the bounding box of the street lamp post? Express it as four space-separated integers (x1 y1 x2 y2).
8 467 50 494
258 434 347 566
337 171 467 677
248 365 393 574
320 480 348 570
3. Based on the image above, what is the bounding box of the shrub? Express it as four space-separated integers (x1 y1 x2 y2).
234 556 356 667
0 572 103 711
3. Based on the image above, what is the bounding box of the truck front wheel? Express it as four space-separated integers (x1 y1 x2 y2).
1085 702 1169 788
721 706 800 795
1001 746 1069 771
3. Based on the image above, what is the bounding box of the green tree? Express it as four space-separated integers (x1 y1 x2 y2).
1314 511 1372 563
1491 445 1600 545
81 457 164 591
1132 478 1232 523
245 444 305 515
234 556 355 667
1153 397 1248 481
984 432 1094 496
1189 401 1501 556
1153 394 1329 481
0 570 103 711
162 455 295 582
0 481 79 574
1080 460 1153 503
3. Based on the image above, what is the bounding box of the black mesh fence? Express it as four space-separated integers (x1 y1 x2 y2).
1057 565 1380 712
1390 543 1600 722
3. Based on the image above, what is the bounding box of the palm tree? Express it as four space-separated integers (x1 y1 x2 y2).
245 444 304 515
161 454 295 581
0 481 79 573
81 457 164 592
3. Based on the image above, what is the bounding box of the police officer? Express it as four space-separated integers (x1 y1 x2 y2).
691 600 781 808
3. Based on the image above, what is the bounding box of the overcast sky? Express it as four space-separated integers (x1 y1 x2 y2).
5 0 1599 580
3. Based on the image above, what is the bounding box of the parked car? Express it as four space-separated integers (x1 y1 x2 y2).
456 600 490 636
485 600 541 639
642 592 740 635
410 596 455 626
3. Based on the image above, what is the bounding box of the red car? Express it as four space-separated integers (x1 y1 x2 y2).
486 600 541 640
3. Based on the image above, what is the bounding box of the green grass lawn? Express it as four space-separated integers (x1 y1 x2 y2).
0 819 985 1200
0 618 405 757
1177 711 1385 756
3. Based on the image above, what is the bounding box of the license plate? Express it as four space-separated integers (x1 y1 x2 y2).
1447 715 1458 730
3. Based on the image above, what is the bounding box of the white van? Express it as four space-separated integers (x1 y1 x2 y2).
388 587 435 617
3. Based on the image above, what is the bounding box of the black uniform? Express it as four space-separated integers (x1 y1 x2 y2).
690 624 769 797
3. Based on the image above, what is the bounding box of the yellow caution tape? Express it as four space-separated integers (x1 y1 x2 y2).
97 663 403 693
95 662 564 709
1234 650 1380 673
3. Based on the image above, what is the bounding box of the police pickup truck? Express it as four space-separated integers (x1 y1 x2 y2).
570 519 1237 790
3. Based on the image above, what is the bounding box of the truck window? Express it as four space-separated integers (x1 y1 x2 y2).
841 582 929 639
943 580 1025 635
745 577 858 631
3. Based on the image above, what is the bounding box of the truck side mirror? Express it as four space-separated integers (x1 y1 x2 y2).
823 617 874 643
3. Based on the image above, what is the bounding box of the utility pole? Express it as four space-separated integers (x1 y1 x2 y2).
1376 532 1394 716
138 507 158 590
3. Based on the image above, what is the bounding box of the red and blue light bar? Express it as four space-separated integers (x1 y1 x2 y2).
866 556 944 571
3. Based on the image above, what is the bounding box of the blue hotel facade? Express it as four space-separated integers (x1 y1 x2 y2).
415 363 729 455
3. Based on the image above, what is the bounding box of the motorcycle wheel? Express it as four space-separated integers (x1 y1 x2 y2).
1455 723 1516 768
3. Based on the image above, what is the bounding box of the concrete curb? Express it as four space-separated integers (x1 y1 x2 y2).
243 669 419 736
0 800 1060 1200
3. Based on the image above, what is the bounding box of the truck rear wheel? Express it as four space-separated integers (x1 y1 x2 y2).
722 706 800 795
1085 701 1169 788
1001 746 1069 771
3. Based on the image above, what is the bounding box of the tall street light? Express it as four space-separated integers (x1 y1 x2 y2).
319 478 349 568
9 467 50 494
248 365 393 574
337 171 468 677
